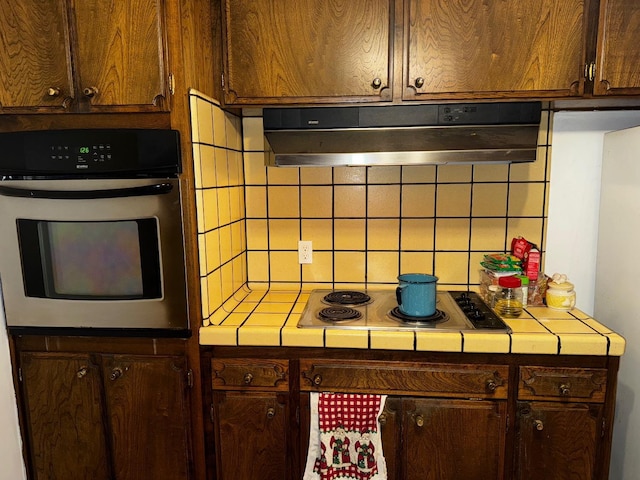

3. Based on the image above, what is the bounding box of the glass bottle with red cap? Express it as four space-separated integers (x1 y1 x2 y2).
495 276 523 318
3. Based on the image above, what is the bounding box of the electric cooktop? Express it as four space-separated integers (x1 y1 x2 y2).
297 289 511 333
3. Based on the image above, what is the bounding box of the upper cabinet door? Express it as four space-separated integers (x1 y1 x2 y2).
0 0 74 111
594 0 640 95
223 0 393 105
404 0 588 100
70 0 168 111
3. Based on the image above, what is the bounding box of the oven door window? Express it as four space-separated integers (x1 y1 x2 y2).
17 219 162 300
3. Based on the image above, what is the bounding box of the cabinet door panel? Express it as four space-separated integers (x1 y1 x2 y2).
103 355 190 480
595 0 640 95
403 398 506 480
515 401 601 480
223 0 392 104
70 0 167 109
20 353 110 480
405 0 586 99
214 391 289 480
0 0 74 110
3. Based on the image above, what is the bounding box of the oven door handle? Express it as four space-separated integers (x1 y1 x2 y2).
0 182 174 200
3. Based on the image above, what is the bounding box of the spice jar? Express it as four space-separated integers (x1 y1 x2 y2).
495 276 523 318
546 275 576 311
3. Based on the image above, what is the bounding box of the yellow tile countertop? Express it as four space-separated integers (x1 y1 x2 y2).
199 287 626 356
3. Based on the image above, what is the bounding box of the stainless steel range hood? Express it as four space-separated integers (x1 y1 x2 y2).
263 102 542 167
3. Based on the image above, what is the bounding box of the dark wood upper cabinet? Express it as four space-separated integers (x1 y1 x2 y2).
70 0 168 111
403 0 588 100
0 0 74 111
0 0 169 113
594 0 640 95
222 0 393 104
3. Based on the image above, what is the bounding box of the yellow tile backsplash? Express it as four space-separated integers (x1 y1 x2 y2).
191 91 551 327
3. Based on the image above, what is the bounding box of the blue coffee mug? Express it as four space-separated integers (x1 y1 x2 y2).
396 273 438 317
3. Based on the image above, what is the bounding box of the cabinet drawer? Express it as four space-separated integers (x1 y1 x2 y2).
518 366 607 402
212 359 289 391
300 359 508 399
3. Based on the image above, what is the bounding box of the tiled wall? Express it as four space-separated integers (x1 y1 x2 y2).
190 91 247 325
192 91 552 325
243 108 551 291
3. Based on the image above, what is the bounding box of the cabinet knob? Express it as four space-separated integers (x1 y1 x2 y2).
313 374 323 386
415 415 424 427
486 379 498 392
110 367 123 381
371 77 382 89
83 86 98 98
414 77 425 89
76 367 88 378
559 384 570 396
266 407 275 419
534 419 544 431
243 372 254 385
379 413 387 425
47 87 61 97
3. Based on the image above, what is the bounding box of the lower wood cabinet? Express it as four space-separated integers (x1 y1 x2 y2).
515 401 602 480
205 349 620 480
19 351 192 480
210 358 292 480
213 391 289 479
514 365 609 480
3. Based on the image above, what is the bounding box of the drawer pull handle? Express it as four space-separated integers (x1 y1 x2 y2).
486 380 498 392
534 420 544 431
76 367 88 378
313 374 323 386
414 77 425 88
47 87 61 97
110 367 123 381
415 415 424 427
243 373 254 385
371 77 382 89
379 413 387 425
83 86 98 98
266 407 275 419
559 384 570 396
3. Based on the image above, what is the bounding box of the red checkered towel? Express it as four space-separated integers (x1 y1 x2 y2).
303 393 387 480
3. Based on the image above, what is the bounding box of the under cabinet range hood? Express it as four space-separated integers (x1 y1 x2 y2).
263 102 542 167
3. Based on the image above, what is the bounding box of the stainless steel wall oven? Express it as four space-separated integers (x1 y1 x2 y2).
0 129 189 337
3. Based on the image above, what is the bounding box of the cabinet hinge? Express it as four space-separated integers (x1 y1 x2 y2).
506 413 509 434
18 367 23 383
585 62 596 82
168 73 175 95
221 73 225 89
210 403 215 424
186 369 193 388
601 418 606 438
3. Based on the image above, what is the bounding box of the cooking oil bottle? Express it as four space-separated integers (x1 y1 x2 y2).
495 276 523 318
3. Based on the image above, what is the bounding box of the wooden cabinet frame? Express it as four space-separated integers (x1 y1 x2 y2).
204 346 621 480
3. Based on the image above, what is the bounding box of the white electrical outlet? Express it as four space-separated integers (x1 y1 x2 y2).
298 240 313 264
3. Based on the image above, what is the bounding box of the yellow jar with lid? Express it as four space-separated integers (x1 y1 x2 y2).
546 279 576 311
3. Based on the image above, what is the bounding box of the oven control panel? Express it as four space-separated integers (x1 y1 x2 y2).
449 291 509 330
0 129 181 176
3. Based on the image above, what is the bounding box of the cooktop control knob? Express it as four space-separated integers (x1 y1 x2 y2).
451 291 509 331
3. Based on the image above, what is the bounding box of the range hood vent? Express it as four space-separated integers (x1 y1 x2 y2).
263 102 542 167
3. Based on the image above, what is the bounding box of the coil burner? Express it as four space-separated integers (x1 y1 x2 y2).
388 307 449 326
323 291 371 306
318 306 362 323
